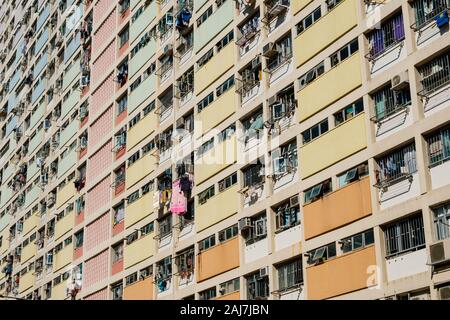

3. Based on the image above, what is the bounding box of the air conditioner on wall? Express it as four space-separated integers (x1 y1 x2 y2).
259 266 269 278
238 217 252 230
391 71 409 91
429 239 450 265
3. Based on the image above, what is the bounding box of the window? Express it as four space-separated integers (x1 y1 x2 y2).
111 283 123 300
243 163 264 188
218 224 238 242
219 278 240 296
277 259 303 291
112 244 123 263
197 6 213 27
217 124 236 143
334 99 364 125
199 235 215 252
304 179 332 204
433 202 450 241
218 172 237 192
426 125 450 168
216 75 235 97
330 38 359 67
128 151 140 166
296 7 321 34
126 231 139 245
74 230 83 248
217 31 234 51
197 92 214 113
307 242 336 265
129 113 141 129
384 214 425 258
125 272 138 286
271 141 298 175
114 204 125 225
267 36 292 71
141 222 154 236
368 14 405 59
301 119 328 144
275 202 299 231
196 137 214 158
199 287 217 300
247 272 269 300
413 0 450 29
156 256 172 280
119 28 129 48
337 163 369 188
140 266 153 279
340 230 374 253
372 85 411 121
158 215 172 238
117 95 127 115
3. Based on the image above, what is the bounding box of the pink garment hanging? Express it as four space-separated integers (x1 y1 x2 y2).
170 179 187 215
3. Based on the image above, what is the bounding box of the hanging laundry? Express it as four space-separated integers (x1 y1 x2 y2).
170 179 187 215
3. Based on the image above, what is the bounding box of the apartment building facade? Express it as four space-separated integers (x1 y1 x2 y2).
0 0 449 301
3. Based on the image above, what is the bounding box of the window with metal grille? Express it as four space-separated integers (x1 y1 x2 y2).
418 51 450 96
243 163 264 188
275 202 299 231
375 143 417 187
367 13 405 59
433 202 450 240
384 214 426 258
427 125 450 167
199 287 217 300
412 0 450 29
372 85 411 121
246 272 269 300
277 258 303 291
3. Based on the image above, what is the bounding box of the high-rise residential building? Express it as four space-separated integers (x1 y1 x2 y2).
0 0 449 301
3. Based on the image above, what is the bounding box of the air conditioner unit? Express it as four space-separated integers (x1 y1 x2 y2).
289 195 299 207
429 240 450 265
439 286 450 300
46 252 53 266
238 217 252 230
176 117 185 128
391 71 409 91
259 266 269 278
262 42 277 58
273 157 286 174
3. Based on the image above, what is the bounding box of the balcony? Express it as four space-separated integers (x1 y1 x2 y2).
130 1 157 44
300 113 367 178
195 86 236 137
294 0 358 67
55 211 75 241
56 182 76 209
129 40 156 78
195 44 235 96
125 191 154 229
194 0 234 53
127 110 158 150
196 184 239 232
197 237 239 282
128 74 156 114
297 52 362 122
303 177 372 239
54 243 74 272
123 278 154 300
124 234 155 269
194 135 237 185
18 270 35 294
306 245 377 300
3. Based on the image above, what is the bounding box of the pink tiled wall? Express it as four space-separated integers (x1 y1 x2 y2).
92 9 116 57
85 212 110 252
88 106 113 150
91 74 114 118
84 287 108 300
87 140 112 182
91 41 115 87
84 250 109 289
85 176 111 217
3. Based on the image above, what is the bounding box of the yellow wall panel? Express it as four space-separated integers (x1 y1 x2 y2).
126 153 157 189
297 52 362 122
54 243 74 272
125 191 154 229
57 182 76 209
300 113 367 178
195 44 235 96
292 0 313 15
127 111 158 150
294 0 357 67
21 243 38 264
19 271 35 294
123 278 154 300
124 234 155 269
52 282 68 300
55 211 75 241
196 184 239 232
195 87 236 137
22 214 39 237
194 135 237 185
